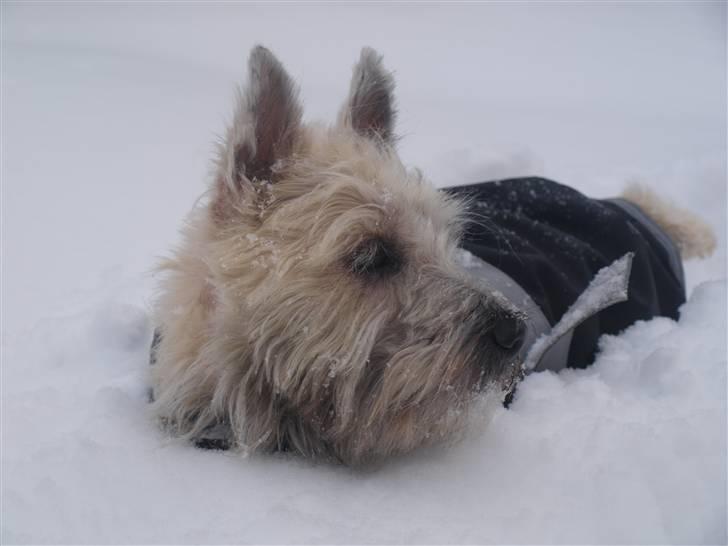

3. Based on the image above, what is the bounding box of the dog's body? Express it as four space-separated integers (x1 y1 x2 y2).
445 177 713 370
150 46 715 465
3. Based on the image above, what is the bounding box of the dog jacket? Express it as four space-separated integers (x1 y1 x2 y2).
443 177 686 372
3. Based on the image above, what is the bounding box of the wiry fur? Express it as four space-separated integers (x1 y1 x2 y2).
152 46 711 466
622 183 716 259
151 46 521 465
338 47 397 143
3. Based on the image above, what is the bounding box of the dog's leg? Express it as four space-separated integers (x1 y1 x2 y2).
147 329 162 402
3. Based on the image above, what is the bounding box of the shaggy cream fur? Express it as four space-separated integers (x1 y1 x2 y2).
151 46 521 464
151 46 714 466
622 182 716 259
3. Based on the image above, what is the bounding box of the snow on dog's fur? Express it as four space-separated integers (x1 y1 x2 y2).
151 46 523 464
150 46 714 465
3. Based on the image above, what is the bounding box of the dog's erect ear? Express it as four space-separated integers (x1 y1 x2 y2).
339 47 397 144
217 46 303 193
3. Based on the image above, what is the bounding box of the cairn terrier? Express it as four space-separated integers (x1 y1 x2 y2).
150 46 714 465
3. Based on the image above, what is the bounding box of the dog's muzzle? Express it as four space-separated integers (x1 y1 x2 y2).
492 315 526 352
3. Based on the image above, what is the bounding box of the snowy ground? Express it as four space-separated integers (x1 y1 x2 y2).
2 2 726 544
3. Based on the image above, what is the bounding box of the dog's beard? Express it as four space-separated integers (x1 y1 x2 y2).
152 267 522 465
237 315 518 464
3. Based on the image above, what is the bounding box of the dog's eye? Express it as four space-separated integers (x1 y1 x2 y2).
349 238 401 278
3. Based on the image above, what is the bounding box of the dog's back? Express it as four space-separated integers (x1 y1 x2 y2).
444 177 714 369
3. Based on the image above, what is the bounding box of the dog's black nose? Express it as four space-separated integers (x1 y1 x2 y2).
492 315 526 352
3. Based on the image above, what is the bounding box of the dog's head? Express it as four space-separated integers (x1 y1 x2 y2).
161 47 525 464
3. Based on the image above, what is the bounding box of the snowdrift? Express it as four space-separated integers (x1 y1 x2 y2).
3 281 725 544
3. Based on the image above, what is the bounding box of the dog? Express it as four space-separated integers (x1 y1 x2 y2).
150 46 715 465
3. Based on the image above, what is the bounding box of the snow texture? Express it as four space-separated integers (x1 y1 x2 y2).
524 253 634 371
2 3 726 544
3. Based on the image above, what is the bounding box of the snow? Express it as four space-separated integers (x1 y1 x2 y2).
525 253 633 371
2 2 726 544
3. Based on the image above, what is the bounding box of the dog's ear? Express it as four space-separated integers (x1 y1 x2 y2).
217 46 303 195
338 47 397 144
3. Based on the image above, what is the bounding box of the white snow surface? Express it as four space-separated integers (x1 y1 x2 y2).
2 3 726 544
525 253 634 371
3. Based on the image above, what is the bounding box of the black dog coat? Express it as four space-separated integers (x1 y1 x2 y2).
443 177 686 372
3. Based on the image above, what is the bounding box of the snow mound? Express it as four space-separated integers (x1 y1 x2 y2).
3 281 725 544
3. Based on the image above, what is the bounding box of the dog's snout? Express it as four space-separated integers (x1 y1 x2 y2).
492 315 526 352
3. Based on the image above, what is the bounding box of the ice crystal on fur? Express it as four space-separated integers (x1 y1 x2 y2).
150 46 523 464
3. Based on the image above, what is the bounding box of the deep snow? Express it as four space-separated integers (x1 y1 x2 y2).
2 2 726 544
